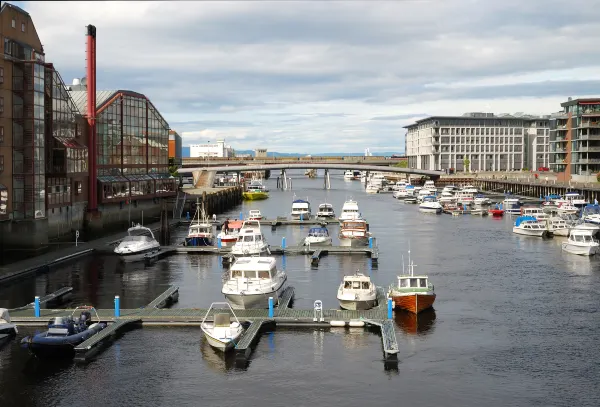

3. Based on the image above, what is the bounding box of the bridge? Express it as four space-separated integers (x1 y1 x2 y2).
180 156 406 167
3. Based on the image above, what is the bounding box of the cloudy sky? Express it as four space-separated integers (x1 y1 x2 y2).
17 0 600 153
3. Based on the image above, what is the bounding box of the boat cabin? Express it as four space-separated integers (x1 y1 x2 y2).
568 230 598 243
340 200 361 219
317 203 334 214
229 257 278 281
291 200 311 214
341 219 369 231
422 196 438 203
397 275 431 290
248 209 262 219
342 274 374 291
188 223 212 236
122 225 156 243
307 227 329 238
514 216 545 229
521 206 548 219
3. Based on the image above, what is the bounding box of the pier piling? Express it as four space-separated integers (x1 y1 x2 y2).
34 296 40 318
114 296 120 318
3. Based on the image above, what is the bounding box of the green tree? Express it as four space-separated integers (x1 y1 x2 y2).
394 160 408 168
168 157 179 177
463 158 470 172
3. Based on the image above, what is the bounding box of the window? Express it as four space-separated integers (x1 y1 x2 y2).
75 181 82 195
0 126 3 143
0 97 3 114
11 19 15 28
0 155 3 173
21 23 25 32
0 67 3 84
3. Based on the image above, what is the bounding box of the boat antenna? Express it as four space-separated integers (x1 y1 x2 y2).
402 254 405 275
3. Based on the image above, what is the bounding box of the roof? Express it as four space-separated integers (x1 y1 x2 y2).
292 199 309 204
403 113 551 129
515 216 538 227
561 98 600 107
231 257 276 271
68 89 148 115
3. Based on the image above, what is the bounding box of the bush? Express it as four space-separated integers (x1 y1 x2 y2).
597 173 600 182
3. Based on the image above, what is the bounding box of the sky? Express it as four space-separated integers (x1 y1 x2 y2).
16 0 600 153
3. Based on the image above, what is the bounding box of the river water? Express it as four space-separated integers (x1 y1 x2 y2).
1 172 599 407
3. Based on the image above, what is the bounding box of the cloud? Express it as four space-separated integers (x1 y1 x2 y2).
18 0 600 153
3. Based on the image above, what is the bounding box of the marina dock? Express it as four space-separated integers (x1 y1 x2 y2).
9 285 399 367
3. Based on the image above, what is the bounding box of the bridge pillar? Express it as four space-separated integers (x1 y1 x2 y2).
323 169 331 189
282 169 288 190
364 170 369 187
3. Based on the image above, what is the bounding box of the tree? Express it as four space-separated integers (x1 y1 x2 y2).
394 160 408 168
463 158 470 172
168 157 179 177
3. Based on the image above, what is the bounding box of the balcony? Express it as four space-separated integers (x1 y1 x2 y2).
432 140 440 146
577 158 600 164
580 121 600 128
576 146 600 153
579 134 600 141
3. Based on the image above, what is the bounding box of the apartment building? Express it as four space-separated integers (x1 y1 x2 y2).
404 112 550 172
549 97 600 182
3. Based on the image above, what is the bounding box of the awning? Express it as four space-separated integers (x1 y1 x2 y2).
126 174 154 181
150 173 173 180
54 136 87 149
98 175 129 183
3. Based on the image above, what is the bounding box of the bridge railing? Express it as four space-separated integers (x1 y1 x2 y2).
182 156 406 164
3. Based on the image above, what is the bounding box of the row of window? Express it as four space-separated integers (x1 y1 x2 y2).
437 145 525 153
10 18 27 33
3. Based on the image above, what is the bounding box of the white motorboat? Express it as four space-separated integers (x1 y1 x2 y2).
248 209 263 221
417 188 437 202
231 220 270 256
222 257 287 309
502 197 522 214
520 206 549 222
339 219 371 247
438 191 456 204
423 180 436 190
473 194 491 206
581 204 600 225
442 185 459 194
200 302 243 352
316 203 336 218
0 309 18 336
343 170 354 180
461 184 479 194
562 229 600 256
392 180 409 191
564 191 588 208
454 190 474 206
185 205 214 247
290 198 311 220
304 227 332 246
216 219 243 247
365 183 380 194
114 223 161 261
512 216 549 237
546 217 570 237
339 199 362 222
336 271 377 310
419 196 443 214
556 202 579 215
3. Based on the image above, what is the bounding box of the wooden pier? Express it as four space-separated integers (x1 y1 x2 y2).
9 285 399 367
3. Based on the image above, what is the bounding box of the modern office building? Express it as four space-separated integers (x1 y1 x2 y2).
549 98 600 182
404 112 550 172
190 139 233 158
168 130 182 165
0 2 176 249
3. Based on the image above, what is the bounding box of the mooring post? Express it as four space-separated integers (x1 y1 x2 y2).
369 237 373 248
268 297 274 318
387 298 393 319
300 213 303 221
114 295 121 318
240 212 243 220
186 211 190 221
282 237 286 249
34 296 40 317
217 237 222 249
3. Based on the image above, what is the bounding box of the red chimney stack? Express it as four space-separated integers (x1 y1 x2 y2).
86 25 97 211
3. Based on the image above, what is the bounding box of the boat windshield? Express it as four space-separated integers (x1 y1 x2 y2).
343 221 365 229
121 235 153 243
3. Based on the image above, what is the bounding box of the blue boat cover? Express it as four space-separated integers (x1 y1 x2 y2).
515 216 537 227
293 199 309 204
309 227 328 234
475 194 485 198
546 194 561 199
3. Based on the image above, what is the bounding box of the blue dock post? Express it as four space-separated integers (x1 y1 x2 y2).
240 212 243 220
34 296 40 317
268 297 274 318
217 237 222 249
387 298 393 319
300 213 303 221
369 237 373 248
186 211 190 221
114 295 121 318
282 237 286 249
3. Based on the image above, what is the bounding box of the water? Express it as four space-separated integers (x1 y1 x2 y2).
1 171 599 407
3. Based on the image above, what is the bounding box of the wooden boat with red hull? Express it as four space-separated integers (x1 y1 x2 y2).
394 309 437 335
387 251 436 314
489 209 505 217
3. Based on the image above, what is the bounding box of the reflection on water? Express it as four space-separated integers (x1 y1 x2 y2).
394 309 437 336
199 337 237 374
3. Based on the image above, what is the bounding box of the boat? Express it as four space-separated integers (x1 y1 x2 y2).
343 170 354 180
419 196 443 214
339 219 371 247
488 206 505 217
365 183 380 194
564 191 588 208
461 184 479 194
290 198 311 220
388 251 436 314
316 203 336 218
243 179 269 200
502 197 522 214
304 227 332 246
114 223 161 261
423 180 436 190
561 229 600 256
339 199 362 222
184 204 214 247
581 204 600 225
221 257 287 309
247 209 263 221
200 302 244 352
336 271 377 310
231 220 270 256
520 206 549 222
305 169 317 178
473 194 491 206
470 207 489 216
442 185 459 194
438 190 456 204
404 197 418 204
216 220 243 246
392 180 409 191
21 306 107 358
556 202 579 215
512 216 549 237
0 309 17 337
546 217 570 237
454 190 474 206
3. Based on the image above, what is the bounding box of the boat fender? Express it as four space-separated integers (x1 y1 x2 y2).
348 320 365 327
88 323 99 330
330 321 346 327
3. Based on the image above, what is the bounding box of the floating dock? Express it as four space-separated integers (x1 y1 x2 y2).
9 285 399 367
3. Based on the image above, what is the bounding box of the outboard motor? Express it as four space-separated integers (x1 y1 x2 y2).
79 311 92 327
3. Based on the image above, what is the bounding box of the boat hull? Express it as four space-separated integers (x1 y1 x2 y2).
419 206 442 214
339 236 369 247
290 213 311 220
512 227 548 237
224 282 287 309
22 323 107 358
115 246 160 262
550 228 570 237
390 293 436 314
0 324 17 336
338 299 377 311
184 236 213 247
231 245 270 256
304 237 332 246
316 213 336 218
561 243 599 256
243 192 269 200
